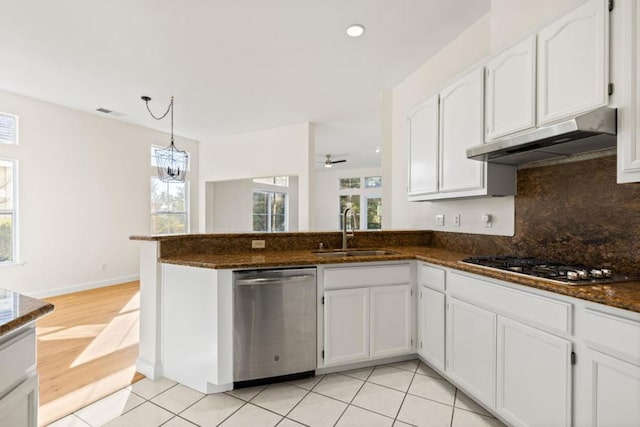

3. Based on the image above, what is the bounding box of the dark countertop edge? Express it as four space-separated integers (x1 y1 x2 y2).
0 302 55 338
130 229 431 241
158 247 640 313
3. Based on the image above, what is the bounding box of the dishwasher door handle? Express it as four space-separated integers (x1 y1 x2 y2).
234 275 315 285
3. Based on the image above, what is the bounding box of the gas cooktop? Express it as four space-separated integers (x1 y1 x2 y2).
461 256 637 285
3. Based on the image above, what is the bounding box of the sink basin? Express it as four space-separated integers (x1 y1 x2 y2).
313 249 400 258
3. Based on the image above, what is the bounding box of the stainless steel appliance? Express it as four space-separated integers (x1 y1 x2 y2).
461 256 636 285
466 107 617 165
233 268 316 387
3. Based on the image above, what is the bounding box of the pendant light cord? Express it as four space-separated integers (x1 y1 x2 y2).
143 96 175 143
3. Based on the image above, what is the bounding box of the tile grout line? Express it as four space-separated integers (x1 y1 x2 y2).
449 388 458 427
392 370 416 424
330 368 376 426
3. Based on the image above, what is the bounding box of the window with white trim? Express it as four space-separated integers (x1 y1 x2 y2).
150 178 189 234
253 190 287 232
0 159 17 262
338 175 382 230
0 113 18 145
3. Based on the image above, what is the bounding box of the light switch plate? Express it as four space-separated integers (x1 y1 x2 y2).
435 214 445 226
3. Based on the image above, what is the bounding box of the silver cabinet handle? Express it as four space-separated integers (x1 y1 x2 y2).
234 275 315 285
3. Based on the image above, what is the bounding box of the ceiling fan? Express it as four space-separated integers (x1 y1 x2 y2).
319 154 347 168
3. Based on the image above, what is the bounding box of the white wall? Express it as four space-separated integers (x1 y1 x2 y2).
315 167 382 231
387 14 516 236
199 122 314 231
385 0 585 236
0 89 199 297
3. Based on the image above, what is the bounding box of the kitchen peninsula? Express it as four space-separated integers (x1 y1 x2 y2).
132 226 640 427
0 289 54 426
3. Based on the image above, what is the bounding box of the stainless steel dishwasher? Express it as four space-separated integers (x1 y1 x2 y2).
233 267 316 387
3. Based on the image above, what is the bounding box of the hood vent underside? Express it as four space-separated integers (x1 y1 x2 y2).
466 108 617 166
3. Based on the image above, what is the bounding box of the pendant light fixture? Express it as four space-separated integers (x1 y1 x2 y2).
142 95 188 182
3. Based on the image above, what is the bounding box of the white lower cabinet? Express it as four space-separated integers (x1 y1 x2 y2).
322 263 413 367
0 374 38 427
323 288 370 366
446 297 497 409
324 284 413 366
370 285 412 358
582 349 640 427
496 317 572 427
418 286 445 371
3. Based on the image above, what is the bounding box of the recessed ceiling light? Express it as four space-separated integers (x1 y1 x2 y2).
346 24 365 38
375 147 381 153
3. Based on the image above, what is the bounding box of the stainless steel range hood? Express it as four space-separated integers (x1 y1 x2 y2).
466 108 617 165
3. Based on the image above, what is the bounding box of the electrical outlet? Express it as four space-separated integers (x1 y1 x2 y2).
453 214 461 227
252 240 266 249
435 214 445 226
481 214 492 228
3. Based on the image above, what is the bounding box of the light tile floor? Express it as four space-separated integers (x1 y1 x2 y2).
48 360 506 427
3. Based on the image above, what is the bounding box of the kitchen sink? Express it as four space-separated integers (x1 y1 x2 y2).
312 249 400 258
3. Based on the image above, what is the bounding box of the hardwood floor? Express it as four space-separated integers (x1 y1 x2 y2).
36 281 144 426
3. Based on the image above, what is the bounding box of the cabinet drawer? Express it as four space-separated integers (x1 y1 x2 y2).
449 272 572 335
419 264 445 291
582 308 640 362
0 328 36 395
324 264 411 290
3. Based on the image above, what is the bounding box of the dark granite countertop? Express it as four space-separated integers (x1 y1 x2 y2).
159 246 640 313
0 289 55 338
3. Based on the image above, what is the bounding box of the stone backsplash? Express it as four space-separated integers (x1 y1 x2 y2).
432 155 640 275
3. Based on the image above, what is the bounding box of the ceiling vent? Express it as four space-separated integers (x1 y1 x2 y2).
96 108 124 117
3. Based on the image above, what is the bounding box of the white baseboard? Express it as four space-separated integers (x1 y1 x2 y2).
28 274 140 298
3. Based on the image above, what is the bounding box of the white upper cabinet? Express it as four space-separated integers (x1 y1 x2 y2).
407 68 516 201
408 95 439 198
485 36 537 141
537 0 609 125
615 0 640 183
439 68 485 194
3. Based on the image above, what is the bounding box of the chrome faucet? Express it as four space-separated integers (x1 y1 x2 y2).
342 207 354 249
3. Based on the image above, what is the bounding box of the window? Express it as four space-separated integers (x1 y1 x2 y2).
364 176 382 188
339 177 361 189
366 197 382 229
0 113 18 145
253 190 287 232
150 177 188 234
339 195 360 229
253 176 289 187
0 159 16 262
337 174 382 230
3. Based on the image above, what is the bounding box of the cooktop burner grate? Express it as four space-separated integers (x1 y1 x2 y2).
461 256 636 285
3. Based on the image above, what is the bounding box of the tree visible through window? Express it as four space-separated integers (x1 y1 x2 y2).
253 190 287 232
0 159 16 262
151 177 188 234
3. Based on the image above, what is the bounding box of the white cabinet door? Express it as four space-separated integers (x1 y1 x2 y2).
485 36 536 140
370 285 412 358
0 375 38 427
582 349 640 427
616 0 640 183
446 297 497 409
496 317 572 427
324 288 369 366
408 95 439 198
419 286 446 371
439 68 485 194
538 0 609 125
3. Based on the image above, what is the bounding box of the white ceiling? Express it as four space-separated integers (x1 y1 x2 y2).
0 0 489 169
